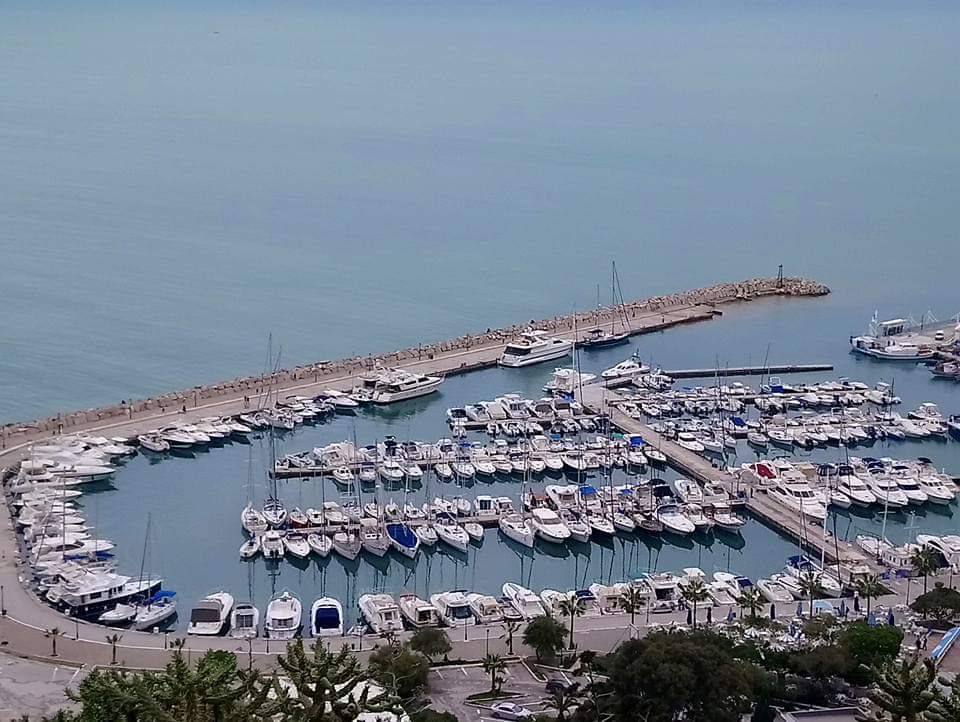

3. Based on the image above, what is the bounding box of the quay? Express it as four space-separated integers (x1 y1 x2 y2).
661 363 834 379
578 384 879 577
0 276 832 670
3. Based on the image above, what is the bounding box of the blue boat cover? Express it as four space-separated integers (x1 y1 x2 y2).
314 606 341 629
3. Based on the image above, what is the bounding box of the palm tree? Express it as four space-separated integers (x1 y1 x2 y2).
619 586 647 628
544 682 582 722
866 654 936 722
798 570 823 618
105 633 123 665
45 627 61 657
911 546 939 597
855 574 884 617
482 653 507 694
504 620 521 655
738 588 763 621
681 578 710 629
556 592 585 650
927 672 960 722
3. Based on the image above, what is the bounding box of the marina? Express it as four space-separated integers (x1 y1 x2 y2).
3 287 960 650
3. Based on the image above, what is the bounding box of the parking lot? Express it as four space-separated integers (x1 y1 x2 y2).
428 661 580 721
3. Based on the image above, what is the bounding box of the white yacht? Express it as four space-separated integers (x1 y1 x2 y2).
229 602 260 639
499 331 573 368
530 508 571 544
358 594 404 635
430 590 476 627
466 593 504 624
264 591 302 640
655 502 696 536
261 530 284 559
310 597 344 637
371 370 444 404
865 475 910 508
434 515 469 552
601 355 649 381
241 503 269 535
756 578 795 604
398 594 439 628
358 519 390 556
768 480 828 522
499 514 535 547
917 535 960 572
835 472 877 507
501 582 547 619
187 592 234 636
850 315 936 360
784 556 843 598
132 591 178 631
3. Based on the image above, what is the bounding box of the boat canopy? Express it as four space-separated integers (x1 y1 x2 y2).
314 606 341 630
579 485 597 497
147 590 176 603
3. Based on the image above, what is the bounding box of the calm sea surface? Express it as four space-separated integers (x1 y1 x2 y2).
2 1 959 629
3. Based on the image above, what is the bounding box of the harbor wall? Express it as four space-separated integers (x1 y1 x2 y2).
0 276 828 445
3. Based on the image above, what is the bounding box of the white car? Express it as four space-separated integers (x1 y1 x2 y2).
491 702 533 720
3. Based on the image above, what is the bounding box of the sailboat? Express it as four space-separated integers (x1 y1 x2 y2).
578 261 631 349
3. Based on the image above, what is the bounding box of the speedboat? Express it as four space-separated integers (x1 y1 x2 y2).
99 603 136 626
467 593 504 624
261 530 284 559
239 537 260 559
601 354 649 381
229 602 260 639
499 330 573 368
756 578 794 604
530 508 571 544
783 555 843 597
430 590 476 627
264 591 302 640
501 582 547 619
358 593 404 634
137 434 170 453
713 572 755 601
655 502 696 536
187 591 234 636
284 533 311 559
310 597 344 637
398 594 439 628
498 514 535 547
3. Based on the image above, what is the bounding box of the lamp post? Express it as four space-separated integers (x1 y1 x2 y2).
1 584 5 616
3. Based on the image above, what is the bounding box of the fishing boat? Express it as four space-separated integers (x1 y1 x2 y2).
310 597 344 637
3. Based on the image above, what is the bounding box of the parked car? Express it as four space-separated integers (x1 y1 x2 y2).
545 676 573 694
491 702 533 720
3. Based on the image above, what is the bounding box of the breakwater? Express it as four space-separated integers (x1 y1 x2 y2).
0 276 828 448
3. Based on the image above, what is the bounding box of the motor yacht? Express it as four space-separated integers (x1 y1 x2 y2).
398 594 439 628
358 594 404 634
498 514 535 547
783 556 843 597
499 331 573 368
768 480 828 522
916 535 960 571
187 591 234 636
137 434 170 453
310 597 344 637
467 593 503 624
756 578 795 604
371 370 444 404
501 582 547 619
655 502 696 535
430 590 476 627
865 475 910 508
263 591 302 640
229 602 260 639
530 508 570 544
601 354 649 381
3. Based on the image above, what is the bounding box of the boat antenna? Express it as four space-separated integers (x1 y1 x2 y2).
137 514 152 586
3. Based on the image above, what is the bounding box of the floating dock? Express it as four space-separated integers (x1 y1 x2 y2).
578 384 879 577
662 363 834 379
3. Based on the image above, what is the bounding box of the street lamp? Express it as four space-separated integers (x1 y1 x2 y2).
1 584 5 616
485 628 490 656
